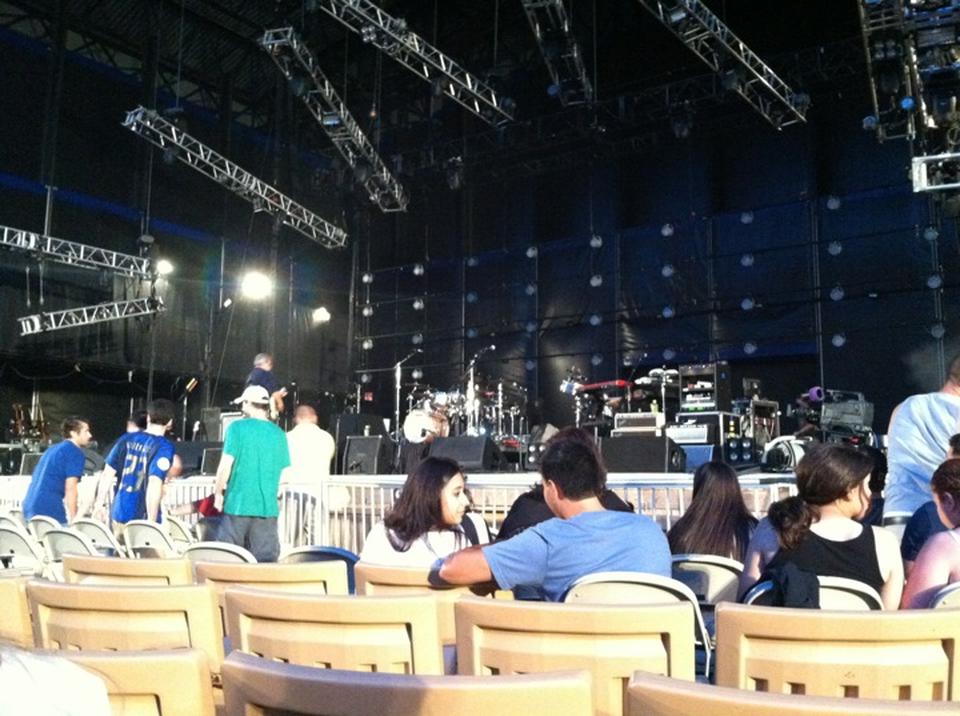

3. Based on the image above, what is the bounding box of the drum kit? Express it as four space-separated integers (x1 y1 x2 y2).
402 379 528 443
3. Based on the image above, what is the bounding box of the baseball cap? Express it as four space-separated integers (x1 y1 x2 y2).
234 385 270 405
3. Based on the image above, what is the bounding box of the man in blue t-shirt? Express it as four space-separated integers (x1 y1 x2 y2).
104 399 176 527
246 353 287 421
22 417 93 523
439 431 671 601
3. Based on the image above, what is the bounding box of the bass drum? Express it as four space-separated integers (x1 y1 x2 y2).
402 409 450 443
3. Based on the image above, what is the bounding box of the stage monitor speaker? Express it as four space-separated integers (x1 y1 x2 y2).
344 435 393 475
200 448 223 475
334 414 390 473
428 436 503 472
600 436 686 473
174 441 223 475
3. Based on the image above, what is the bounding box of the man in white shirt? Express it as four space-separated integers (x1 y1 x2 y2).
285 404 336 481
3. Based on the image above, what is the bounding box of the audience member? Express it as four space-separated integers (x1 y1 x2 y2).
284 404 335 481
901 459 960 608
900 433 960 574
667 461 757 562
21 416 93 523
858 445 887 527
0 647 110 715
214 385 290 562
739 443 903 609
438 431 671 601
104 399 177 530
360 457 490 567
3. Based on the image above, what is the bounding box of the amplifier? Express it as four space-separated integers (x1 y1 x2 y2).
614 412 666 430
665 423 716 445
611 427 661 437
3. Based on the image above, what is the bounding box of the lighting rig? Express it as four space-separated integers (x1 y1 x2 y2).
635 0 809 128
122 106 347 248
521 0 593 106
260 26 407 213
858 0 916 140
318 0 515 125
18 297 164 337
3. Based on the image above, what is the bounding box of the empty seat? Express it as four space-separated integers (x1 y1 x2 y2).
626 669 960 715
0 574 33 647
72 518 125 557
455 597 695 716
183 541 257 564
122 520 177 559
225 587 444 675
715 602 960 700
63 648 216 716
41 528 99 582
280 545 359 593
164 516 196 552
0 524 45 575
27 514 60 541
671 554 743 605
222 651 593 716
62 554 193 586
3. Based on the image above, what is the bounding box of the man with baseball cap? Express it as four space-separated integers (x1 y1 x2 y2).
214 385 290 561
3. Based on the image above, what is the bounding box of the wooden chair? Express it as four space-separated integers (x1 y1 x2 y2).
27 580 225 685
455 597 695 716
715 602 960 700
930 582 960 609
122 520 178 558
222 651 593 716
743 576 884 610
63 554 193 586
62 648 216 716
626 670 960 716
27 514 60 541
563 571 713 677
0 524 46 575
0 574 33 647
225 587 444 675
280 545 359 593
671 554 743 605
184 541 257 564
72 518 126 557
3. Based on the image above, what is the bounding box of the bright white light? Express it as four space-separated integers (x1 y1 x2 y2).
661 264 675 278
360 373 372 384
743 342 757 355
361 272 374 284
362 305 374 317
240 271 273 300
591 353 603 366
312 306 331 324
826 195 842 210
412 298 425 311
526 246 538 259
662 305 675 318
827 241 843 256
928 274 943 289
589 314 602 326
590 274 603 287
412 263 425 276
741 296 755 311
222 298 233 308
740 253 754 267
661 223 675 237
155 259 174 276
589 234 603 249
361 338 374 350
931 323 946 339
411 368 423 380
829 285 845 301
411 333 423 345
924 226 940 242
831 333 846 348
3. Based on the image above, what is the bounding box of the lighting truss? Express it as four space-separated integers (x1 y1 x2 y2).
0 223 152 278
319 0 515 125
857 0 916 141
635 0 808 128
521 0 593 106
18 297 164 337
122 106 347 248
911 151 960 192
261 27 407 212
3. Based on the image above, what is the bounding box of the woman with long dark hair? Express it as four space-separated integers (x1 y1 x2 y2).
359 456 490 567
667 461 757 561
738 442 903 609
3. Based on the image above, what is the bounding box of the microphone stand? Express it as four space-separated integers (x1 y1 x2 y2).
462 345 494 436
393 350 422 445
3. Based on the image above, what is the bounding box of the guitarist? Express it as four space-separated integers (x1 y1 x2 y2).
246 353 288 423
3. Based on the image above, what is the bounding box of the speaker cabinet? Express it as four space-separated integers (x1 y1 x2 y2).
428 436 503 472
600 435 686 473
344 435 393 475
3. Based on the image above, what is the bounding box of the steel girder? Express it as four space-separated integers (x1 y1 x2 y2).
521 0 593 106
18 296 164 336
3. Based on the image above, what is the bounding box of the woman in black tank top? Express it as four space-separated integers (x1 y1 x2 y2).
739 443 903 608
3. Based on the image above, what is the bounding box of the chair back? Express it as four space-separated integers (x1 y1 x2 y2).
63 648 215 716
6 509 27 529
743 576 883 610
715 602 960 699
0 574 33 647
27 580 225 681
455 597 695 716
41 528 99 562
626 669 960 716
222 651 593 716
671 554 743 605
931 582 960 609
0 514 24 532
122 520 177 558
225 587 444 675
563 571 712 676
72 518 125 557
184 542 257 564
63 554 193 586
279 545 359 593
0 524 45 574
356 563 477 645
164 516 196 551
28 514 60 540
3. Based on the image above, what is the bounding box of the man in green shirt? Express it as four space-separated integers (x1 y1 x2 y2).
214 385 291 561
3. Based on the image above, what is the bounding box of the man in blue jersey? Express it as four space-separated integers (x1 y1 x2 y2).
438 430 671 601
103 399 176 528
22 416 93 523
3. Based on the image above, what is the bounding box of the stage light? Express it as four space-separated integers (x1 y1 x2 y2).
466 327 478 339
740 211 754 224
411 368 423 380
361 338 374 350
466 256 479 267
525 283 537 296
744 341 757 355
240 271 273 300
155 259 174 276
931 323 946 339
411 333 423 345
222 298 233 308
924 226 940 241
590 274 603 287
360 372 372 384
740 296 756 311
312 306 331 324
589 234 603 249
361 272 374 284
591 353 603 366
526 246 538 259
928 274 944 289
662 305 675 318
525 321 538 333
361 304 374 317
466 291 478 304
661 264 675 278
740 253 754 267
412 298 425 311
827 241 843 256
900 96 916 111
831 333 846 348
412 263 425 276
862 115 879 131
662 348 676 361
525 359 536 371
661 223 675 237
829 285 845 301
826 195 842 210
589 314 602 327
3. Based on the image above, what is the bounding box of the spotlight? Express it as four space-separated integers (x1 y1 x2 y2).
931 323 946 339
661 223 675 237
155 258 174 276
525 321 538 333
466 291 478 304
222 298 233 309
826 196 842 211
312 306 331 324
827 241 843 256
831 333 846 348
361 24 377 43
361 305 374 317
590 274 603 287
744 341 758 355
412 298 425 311
360 372 372 384
361 272 374 284
740 253 755 267
412 263 425 276
662 305 675 319
900 96 916 111
591 353 603 366
661 264 675 278
829 285 845 301
361 338 374 350
662 348 676 361
740 296 756 311
525 283 537 296
589 314 602 327
526 246 538 259
466 327 478 339
411 333 423 345
589 234 603 249
924 226 940 241
862 115 879 131
412 368 423 380
466 256 479 267
927 274 943 289
525 359 536 371
240 271 273 300
740 211 754 225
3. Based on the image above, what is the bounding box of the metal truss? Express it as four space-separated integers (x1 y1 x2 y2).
261 27 407 213
521 0 593 106
319 0 515 126
122 106 347 249
0 223 153 278
18 296 164 337
635 0 808 128
857 0 915 141
911 151 960 192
